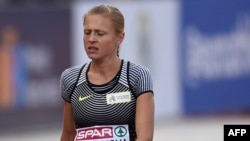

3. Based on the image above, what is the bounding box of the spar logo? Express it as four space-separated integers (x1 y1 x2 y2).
114 126 127 137
75 126 113 140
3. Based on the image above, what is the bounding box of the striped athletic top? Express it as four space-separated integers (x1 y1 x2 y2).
60 60 153 140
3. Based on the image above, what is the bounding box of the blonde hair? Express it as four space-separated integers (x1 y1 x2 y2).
83 4 124 35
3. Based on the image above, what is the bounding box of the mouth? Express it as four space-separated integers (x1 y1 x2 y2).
87 46 99 53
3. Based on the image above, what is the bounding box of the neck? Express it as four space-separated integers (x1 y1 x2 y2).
88 58 122 84
90 57 121 75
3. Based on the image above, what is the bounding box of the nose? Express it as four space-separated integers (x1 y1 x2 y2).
89 33 97 42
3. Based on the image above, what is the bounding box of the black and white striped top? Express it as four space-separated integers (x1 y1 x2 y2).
60 60 153 140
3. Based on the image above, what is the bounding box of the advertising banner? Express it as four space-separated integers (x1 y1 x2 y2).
180 0 250 115
0 7 71 110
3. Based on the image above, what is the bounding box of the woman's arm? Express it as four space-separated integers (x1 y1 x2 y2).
60 101 76 141
135 92 155 141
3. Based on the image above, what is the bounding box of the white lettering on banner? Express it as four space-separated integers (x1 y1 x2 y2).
75 125 130 141
184 15 250 83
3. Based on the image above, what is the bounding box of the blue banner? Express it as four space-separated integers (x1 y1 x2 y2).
180 0 250 115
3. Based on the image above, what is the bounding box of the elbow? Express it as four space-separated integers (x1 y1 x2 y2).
136 134 154 141
60 131 76 141
137 138 153 141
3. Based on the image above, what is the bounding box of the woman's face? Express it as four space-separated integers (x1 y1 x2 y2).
83 14 123 61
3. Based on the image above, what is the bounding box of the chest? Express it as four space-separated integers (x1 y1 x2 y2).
71 82 136 127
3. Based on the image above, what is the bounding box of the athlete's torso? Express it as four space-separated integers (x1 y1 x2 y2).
61 60 153 141
71 61 136 128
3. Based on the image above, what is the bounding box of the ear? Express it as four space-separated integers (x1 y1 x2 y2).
117 32 125 45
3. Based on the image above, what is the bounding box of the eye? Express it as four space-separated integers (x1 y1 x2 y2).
96 32 104 36
84 30 91 35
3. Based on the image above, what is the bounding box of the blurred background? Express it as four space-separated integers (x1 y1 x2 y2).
0 0 250 140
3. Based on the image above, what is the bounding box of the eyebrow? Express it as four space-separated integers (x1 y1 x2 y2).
84 29 106 33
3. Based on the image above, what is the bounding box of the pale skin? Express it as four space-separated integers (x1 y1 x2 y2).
60 14 154 141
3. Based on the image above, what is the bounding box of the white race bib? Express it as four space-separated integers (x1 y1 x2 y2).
74 124 130 141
